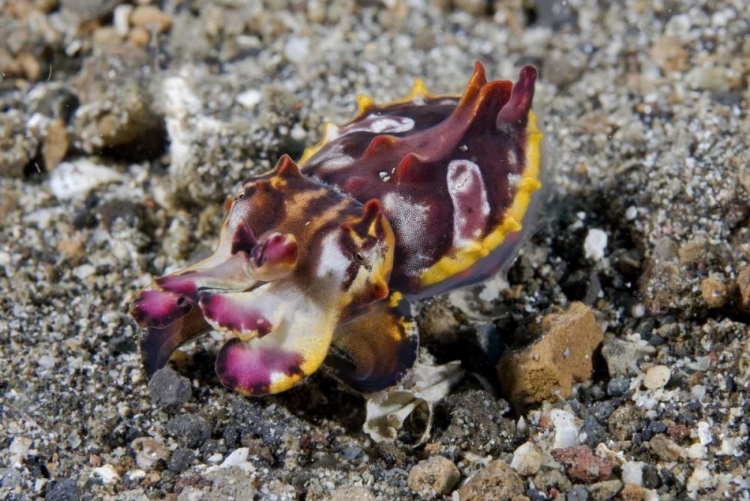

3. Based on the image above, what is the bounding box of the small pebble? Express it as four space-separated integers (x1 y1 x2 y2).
129 27 151 47
113 4 133 36
567 485 589 501
649 435 683 462
130 5 172 33
621 461 644 486
166 414 211 449
168 448 196 474
584 228 608 261
407 456 460 498
44 478 80 501
284 37 311 64
588 479 623 501
606 378 631 397
236 89 263 109
458 460 525 501
580 415 609 447
510 442 543 476
148 367 192 410
551 446 613 484
131 437 170 470
91 465 119 485
641 464 660 489
700 277 728 308
550 409 580 449
589 402 615 423
643 366 671 389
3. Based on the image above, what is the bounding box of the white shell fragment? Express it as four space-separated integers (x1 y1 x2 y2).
49 160 125 201
643 365 671 389
584 228 608 261
364 352 464 445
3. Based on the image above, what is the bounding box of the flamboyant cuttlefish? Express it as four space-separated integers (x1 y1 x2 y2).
130 62 543 396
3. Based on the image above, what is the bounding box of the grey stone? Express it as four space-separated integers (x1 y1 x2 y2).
1 468 23 489
166 414 211 448
589 402 615 423
642 464 660 489
567 486 589 501
148 367 192 410
580 415 609 448
168 448 196 474
45 478 80 501
606 378 631 397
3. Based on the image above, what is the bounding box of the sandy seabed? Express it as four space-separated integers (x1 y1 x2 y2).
1 0 749 500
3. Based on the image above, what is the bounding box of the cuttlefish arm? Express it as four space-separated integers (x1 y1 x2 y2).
132 231 299 376
206 284 340 396
324 291 419 393
140 307 211 376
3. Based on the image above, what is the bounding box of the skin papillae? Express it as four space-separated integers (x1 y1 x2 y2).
130 62 542 396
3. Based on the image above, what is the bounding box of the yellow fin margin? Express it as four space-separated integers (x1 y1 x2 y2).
299 122 340 165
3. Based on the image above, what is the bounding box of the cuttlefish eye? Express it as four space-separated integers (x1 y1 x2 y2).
355 252 365 262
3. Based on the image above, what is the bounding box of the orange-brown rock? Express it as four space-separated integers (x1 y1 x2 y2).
497 302 604 411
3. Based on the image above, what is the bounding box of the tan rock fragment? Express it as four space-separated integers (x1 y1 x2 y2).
407 456 460 498
737 266 750 313
650 36 688 73
639 261 680 312
677 237 707 264
643 365 671 389
458 460 527 501
649 434 683 462
129 26 151 47
701 277 728 309
617 483 647 501
130 5 172 33
497 302 604 411
42 119 69 170
330 486 376 501
17 52 41 81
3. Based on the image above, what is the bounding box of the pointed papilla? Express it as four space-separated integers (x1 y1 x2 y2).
363 135 399 158
362 199 383 221
454 61 489 116
470 81 514 130
275 154 302 178
356 94 375 116
394 153 429 183
497 65 537 126
345 176 367 192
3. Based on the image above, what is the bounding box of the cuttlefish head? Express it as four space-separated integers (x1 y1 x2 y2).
130 155 396 396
